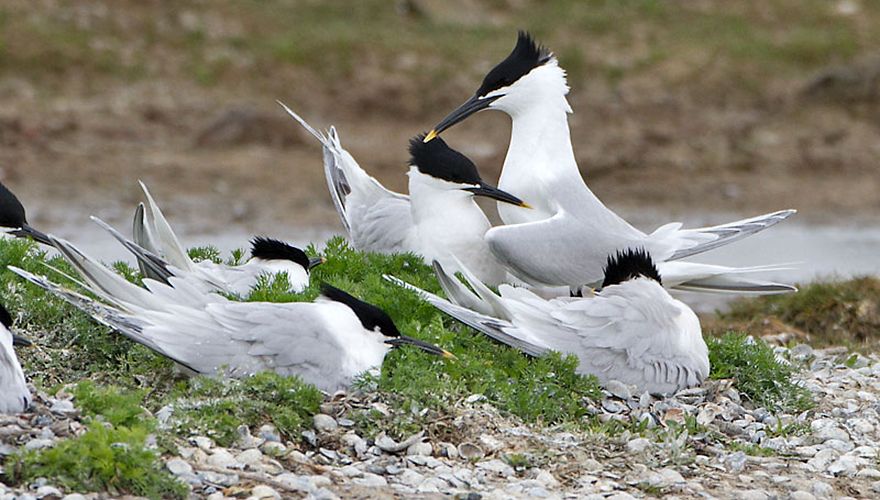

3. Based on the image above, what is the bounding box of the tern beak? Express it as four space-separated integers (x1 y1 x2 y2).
386 335 456 360
464 182 532 208
425 94 502 142
308 256 326 270
12 333 32 347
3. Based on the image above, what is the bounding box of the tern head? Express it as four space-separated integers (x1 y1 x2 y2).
601 248 662 288
408 134 530 208
425 31 565 141
0 182 28 230
320 283 455 359
250 237 324 271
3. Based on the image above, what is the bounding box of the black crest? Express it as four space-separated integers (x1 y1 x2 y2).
476 31 552 97
602 248 662 288
409 134 481 185
0 301 12 329
250 237 310 270
320 283 401 338
0 182 28 229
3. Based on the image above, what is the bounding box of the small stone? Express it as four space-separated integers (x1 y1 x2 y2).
235 448 263 466
35 486 62 498
858 468 880 479
340 464 363 477
258 424 282 442
307 488 340 500
812 481 833 498
235 424 264 449
458 442 484 461
828 454 861 476
276 473 316 493
301 430 318 447
206 449 237 468
406 441 432 456
479 434 504 452
605 380 632 400
534 469 559 487
465 394 486 404
49 399 75 413
25 439 54 451
790 491 817 500
252 484 280 499
437 442 458 458
477 459 514 477
739 490 770 500
601 399 625 413
626 437 651 454
725 451 747 472
313 414 338 433
396 469 425 488
166 458 193 475
192 436 214 450
353 473 387 487
260 441 286 456
61 496 87 500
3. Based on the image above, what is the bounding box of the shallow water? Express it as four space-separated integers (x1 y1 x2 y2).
36 215 880 313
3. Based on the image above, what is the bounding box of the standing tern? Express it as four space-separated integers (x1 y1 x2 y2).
10 235 453 393
0 181 51 245
425 32 796 288
280 103 529 286
0 301 32 414
388 248 709 395
125 181 323 295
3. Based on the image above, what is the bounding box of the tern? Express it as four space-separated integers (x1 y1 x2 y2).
0 301 32 414
280 103 529 286
10 236 454 393
425 32 796 289
0 181 51 246
388 248 709 395
122 181 323 295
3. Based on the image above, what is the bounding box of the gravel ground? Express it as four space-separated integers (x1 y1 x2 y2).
3 343 880 499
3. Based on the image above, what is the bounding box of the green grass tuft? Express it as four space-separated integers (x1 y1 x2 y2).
708 333 813 412
6 381 185 499
164 372 323 447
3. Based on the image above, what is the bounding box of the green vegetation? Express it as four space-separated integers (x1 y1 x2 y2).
721 277 880 349
0 235 822 495
164 372 323 447
708 333 813 412
1 1 877 102
7 383 186 499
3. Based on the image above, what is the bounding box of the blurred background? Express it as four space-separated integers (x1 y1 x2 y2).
0 0 878 283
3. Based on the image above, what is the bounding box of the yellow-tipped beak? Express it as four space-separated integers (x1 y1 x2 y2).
423 130 438 143
520 201 533 209
441 349 457 360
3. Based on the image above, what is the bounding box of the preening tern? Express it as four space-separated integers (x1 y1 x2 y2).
425 32 796 289
125 181 322 295
388 249 709 395
11 236 453 393
0 181 51 245
0 301 32 414
280 103 528 286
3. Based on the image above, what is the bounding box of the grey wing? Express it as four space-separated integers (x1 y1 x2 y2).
669 209 796 260
486 210 647 287
347 195 414 253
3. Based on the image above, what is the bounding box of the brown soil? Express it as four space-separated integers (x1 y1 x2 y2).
1 1 879 242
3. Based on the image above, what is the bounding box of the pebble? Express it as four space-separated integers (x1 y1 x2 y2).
235 448 263 466
458 442 484 460
166 458 193 475
313 414 338 433
251 485 280 499
605 380 631 400
353 472 388 487
206 449 237 468
625 437 651 453
406 441 433 456
790 491 817 500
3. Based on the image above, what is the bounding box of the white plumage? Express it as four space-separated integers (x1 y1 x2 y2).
122 181 318 296
388 251 710 395
11 236 451 393
427 32 796 292
0 304 31 414
280 103 526 286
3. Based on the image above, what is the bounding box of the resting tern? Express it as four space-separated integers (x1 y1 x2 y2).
388 249 709 395
425 32 796 289
0 181 51 246
11 236 453 393
280 103 528 286
123 181 323 295
0 301 32 414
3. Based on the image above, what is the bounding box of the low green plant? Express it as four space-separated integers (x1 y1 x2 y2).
164 372 323 447
6 382 185 499
708 333 813 412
